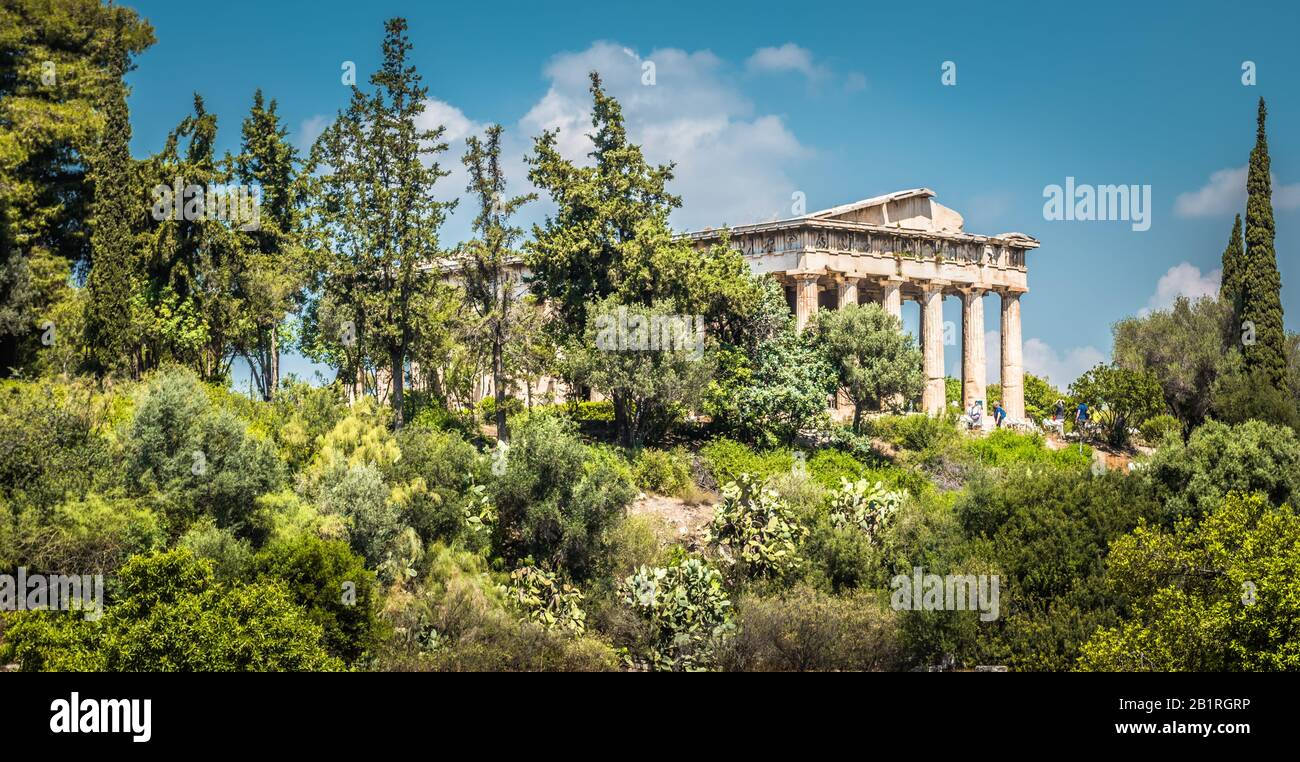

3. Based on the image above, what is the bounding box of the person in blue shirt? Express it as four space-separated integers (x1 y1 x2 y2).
1075 401 1089 429
993 402 1006 428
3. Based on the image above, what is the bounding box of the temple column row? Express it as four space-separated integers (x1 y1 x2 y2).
786 274 1024 422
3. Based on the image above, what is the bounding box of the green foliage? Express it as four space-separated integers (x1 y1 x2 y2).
828 478 905 542
378 543 616 671
1079 493 1300 671
1138 414 1181 445
721 586 902 671
1113 296 1233 428
620 558 733 671
1 549 341 671
630 447 693 496
253 535 379 664
1144 418 1300 525
1241 98 1287 389
729 324 834 446
707 474 806 582
570 295 713 447
124 367 283 536
503 565 587 635
810 302 922 428
13 493 164 574
489 414 636 579
319 464 402 572
961 428 1091 469
1069 363 1165 447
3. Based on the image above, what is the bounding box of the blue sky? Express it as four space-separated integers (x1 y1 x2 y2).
123 0 1300 389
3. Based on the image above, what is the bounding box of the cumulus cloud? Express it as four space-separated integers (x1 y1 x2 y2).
519 41 813 230
745 43 828 82
1174 166 1300 217
978 331 1100 388
1022 338 1105 388
1137 262 1221 317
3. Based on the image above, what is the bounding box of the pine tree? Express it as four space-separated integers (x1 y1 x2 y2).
83 46 139 377
525 72 680 337
1241 97 1286 388
233 90 302 400
304 18 452 427
459 124 535 443
1219 213 1243 313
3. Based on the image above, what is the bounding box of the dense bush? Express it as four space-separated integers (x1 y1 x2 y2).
1 550 341 671
630 447 693 496
1144 419 1300 525
1138 413 1181 445
620 558 733 671
490 414 636 579
721 586 903 671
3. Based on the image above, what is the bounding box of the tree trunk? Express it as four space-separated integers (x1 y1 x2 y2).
269 327 279 399
391 348 405 429
493 336 509 443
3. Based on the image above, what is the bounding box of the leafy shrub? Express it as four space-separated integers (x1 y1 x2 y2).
254 535 379 664
503 565 587 635
14 493 164 574
707 474 806 582
319 464 403 571
631 447 693 496
699 438 792 487
387 425 484 544
961 428 1090 469
477 394 525 424
621 558 733 671
1 549 341 671
721 586 903 671
828 478 905 542
178 520 254 581
1144 419 1300 525
378 544 616 672
490 414 636 580
1138 414 1181 445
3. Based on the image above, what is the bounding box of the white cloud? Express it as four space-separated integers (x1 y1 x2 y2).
1023 337 1105 388
418 98 488 206
296 114 330 154
519 41 813 230
745 43 828 82
1137 261 1221 317
844 72 868 92
1174 166 1300 217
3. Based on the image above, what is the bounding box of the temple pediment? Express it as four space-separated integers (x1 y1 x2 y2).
807 188 964 234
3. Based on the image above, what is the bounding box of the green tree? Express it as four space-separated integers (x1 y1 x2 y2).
1068 363 1164 447
0 0 154 374
231 90 303 401
458 124 534 443
811 303 923 430
571 296 713 447
304 18 453 427
525 72 679 337
82 40 139 377
1219 214 1244 319
1112 296 1232 428
1241 98 1286 388
1078 493 1300 671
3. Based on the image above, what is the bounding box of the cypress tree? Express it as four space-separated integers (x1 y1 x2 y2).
1241 97 1286 388
1219 213 1243 313
83 47 139 377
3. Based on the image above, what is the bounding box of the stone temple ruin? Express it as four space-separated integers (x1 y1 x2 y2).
684 188 1039 422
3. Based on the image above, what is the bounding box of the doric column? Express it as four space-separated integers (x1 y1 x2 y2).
1000 290 1025 421
878 278 903 322
836 276 859 309
960 288 987 421
794 273 820 332
920 283 946 416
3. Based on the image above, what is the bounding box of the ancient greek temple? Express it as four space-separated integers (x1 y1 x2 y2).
684 188 1039 421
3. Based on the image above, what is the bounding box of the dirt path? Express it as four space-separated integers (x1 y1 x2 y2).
627 492 717 546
